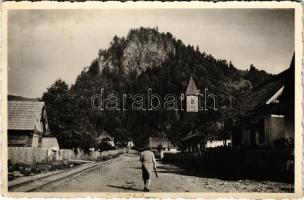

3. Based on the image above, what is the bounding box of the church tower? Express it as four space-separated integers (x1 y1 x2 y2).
186 75 199 112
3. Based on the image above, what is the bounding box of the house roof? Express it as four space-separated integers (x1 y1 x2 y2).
98 131 114 141
240 54 294 117
181 133 200 142
186 76 198 95
8 101 45 130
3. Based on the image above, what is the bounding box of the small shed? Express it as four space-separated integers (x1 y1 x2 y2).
8 101 48 147
181 132 202 152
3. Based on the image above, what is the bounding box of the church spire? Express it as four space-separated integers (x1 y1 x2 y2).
186 75 199 112
186 75 199 95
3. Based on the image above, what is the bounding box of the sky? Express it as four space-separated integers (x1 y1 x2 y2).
8 9 295 98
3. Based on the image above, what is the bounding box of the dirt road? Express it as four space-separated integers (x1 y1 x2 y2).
35 153 293 192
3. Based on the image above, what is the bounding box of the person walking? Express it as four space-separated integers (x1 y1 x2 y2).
140 147 157 192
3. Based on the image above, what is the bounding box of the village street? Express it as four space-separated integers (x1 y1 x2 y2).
35 152 293 193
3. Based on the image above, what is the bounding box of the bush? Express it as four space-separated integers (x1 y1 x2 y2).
98 141 116 151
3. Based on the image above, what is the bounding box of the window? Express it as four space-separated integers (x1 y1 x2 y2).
190 97 195 110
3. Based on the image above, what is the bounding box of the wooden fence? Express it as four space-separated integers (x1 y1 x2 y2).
59 149 126 160
8 147 126 164
8 147 51 164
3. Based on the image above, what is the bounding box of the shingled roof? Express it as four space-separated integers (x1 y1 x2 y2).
181 132 200 142
240 54 294 117
8 101 45 130
186 76 199 95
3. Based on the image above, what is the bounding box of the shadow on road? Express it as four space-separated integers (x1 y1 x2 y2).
158 170 185 174
157 164 196 177
159 160 294 184
106 184 142 192
131 167 142 169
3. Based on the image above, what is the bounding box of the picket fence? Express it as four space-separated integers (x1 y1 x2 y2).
8 147 126 164
59 149 126 160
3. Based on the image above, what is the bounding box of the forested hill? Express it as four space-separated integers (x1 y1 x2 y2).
42 27 272 149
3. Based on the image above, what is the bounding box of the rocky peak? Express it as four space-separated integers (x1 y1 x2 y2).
96 27 176 74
